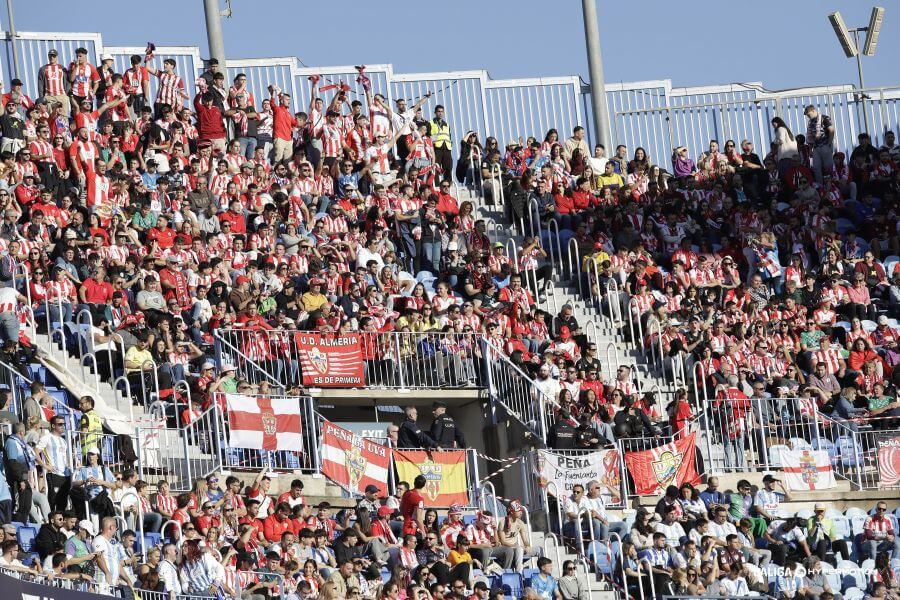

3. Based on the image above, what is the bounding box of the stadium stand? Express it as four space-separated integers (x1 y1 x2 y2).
0 25 897 600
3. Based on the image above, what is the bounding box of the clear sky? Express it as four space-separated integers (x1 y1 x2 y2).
6 0 897 91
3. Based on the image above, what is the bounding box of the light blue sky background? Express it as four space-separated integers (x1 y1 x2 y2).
6 0 897 90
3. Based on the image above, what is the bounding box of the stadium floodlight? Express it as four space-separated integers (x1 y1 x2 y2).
828 11 858 57
863 6 886 56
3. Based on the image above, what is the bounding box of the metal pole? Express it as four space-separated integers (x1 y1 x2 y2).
852 29 870 135
203 0 226 66
581 0 612 151
5 0 20 79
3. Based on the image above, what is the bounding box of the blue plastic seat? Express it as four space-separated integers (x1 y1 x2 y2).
142 533 161 552
17 526 37 552
501 573 523 598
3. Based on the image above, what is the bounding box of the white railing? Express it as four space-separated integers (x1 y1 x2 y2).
216 328 484 391
482 336 557 442
219 394 321 473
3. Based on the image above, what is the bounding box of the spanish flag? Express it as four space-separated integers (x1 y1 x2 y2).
394 450 469 506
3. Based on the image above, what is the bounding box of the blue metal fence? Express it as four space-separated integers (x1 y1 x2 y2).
1 29 897 175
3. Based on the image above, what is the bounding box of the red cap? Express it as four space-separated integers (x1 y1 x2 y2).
236 275 250 285
377 506 393 518
559 326 571 340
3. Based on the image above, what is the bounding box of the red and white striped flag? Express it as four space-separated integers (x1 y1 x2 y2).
781 449 836 491
321 421 391 494
225 394 302 451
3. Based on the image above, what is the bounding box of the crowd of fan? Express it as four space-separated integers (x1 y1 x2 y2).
612 477 900 600
0 39 896 600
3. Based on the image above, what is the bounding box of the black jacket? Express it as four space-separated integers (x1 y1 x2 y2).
34 524 67 559
398 417 436 449
430 414 465 448
548 419 577 449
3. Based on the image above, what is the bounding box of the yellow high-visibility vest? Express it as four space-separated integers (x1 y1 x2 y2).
429 119 451 149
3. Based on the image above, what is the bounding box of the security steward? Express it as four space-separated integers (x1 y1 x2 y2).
397 406 436 449
428 105 452 182
429 401 466 448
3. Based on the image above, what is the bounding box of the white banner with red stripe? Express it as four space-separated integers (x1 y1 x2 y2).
225 394 303 451
781 448 836 491
321 420 391 494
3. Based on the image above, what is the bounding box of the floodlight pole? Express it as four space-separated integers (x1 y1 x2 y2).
203 0 227 67
5 0 20 79
581 0 612 152
850 28 871 134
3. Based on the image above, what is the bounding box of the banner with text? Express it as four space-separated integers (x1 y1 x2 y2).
321 420 391 494
536 449 623 506
295 333 365 387
876 432 900 488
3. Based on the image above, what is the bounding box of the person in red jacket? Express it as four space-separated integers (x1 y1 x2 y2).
262 502 293 544
193 91 228 155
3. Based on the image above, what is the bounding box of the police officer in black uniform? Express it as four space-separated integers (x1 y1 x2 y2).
397 406 436 449
548 409 577 449
429 401 466 448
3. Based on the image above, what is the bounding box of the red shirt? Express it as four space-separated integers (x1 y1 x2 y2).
399 488 424 536
80 278 113 304
262 514 292 544
272 102 297 141
147 227 176 249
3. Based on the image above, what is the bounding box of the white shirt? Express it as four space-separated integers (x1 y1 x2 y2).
753 489 784 518
582 494 608 522
36 431 70 476
720 576 751 597
93 534 120 590
563 494 590 523
158 559 182 594
355 247 385 270
709 520 738 542
655 521 686 546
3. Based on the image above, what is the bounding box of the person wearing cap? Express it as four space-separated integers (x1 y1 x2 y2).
398 406 438 450
1 78 33 111
356 484 382 514
71 445 116 521
430 401 466 449
62 519 102 574
804 503 849 563
753 474 790 523
0 92 26 154
38 48 71 116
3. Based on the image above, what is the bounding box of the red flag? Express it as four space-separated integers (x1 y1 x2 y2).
295 332 365 387
225 394 302 451
624 432 700 495
321 421 391 494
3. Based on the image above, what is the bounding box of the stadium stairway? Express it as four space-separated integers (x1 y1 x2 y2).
471 191 677 415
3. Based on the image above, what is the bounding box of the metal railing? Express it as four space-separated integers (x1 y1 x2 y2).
219 393 321 473
0 357 31 419
137 404 223 491
482 336 557 442
216 328 485 391
613 84 900 169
